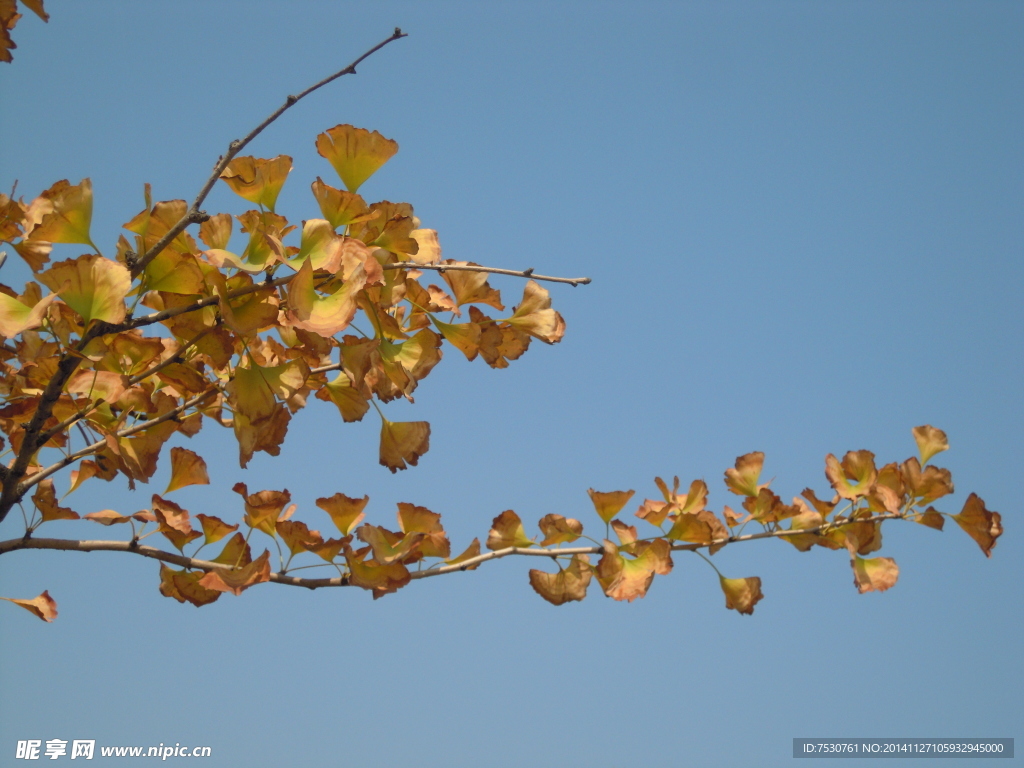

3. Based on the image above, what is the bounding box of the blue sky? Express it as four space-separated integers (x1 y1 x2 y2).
1 2 1021 766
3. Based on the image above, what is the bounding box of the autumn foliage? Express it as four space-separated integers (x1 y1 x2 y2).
0 17 1003 622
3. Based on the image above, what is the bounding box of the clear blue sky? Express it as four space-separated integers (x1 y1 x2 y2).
1 2 1021 766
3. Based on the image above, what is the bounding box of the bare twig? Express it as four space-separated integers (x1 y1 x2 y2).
383 263 591 287
131 28 408 278
0 513 903 591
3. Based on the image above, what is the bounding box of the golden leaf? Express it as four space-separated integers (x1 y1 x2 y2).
38 254 131 325
825 450 878 500
725 452 767 497
310 177 371 229
912 425 949 466
396 502 450 559
195 513 239 545
316 492 369 536
219 155 292 212
587 488 635 524
0 286 59 337
27 179 93 246
505 280 565 343
316 124 398 193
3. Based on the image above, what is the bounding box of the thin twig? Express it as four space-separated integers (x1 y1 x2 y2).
384 263 591 287
131 28 408 278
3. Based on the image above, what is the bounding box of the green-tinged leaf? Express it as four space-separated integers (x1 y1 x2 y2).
316 124 398 192
825 450 878 500
27 179 93 245
725 452 767 497
913 425 949 465
219 155 292 212
486 510 534 550
38 254 131 325
0 285 59 337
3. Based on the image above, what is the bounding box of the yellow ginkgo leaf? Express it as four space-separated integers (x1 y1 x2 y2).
38 254 131 325
219 155 293 212
0 287 59 337
27 179 94 246
316 124 398 192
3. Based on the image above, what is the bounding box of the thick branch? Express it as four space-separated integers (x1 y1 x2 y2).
131 28 408 278
0 513 903 590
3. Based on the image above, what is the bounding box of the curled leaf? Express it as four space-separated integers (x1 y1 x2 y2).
446 538 482 570
825 450 878 500
505 280 565 343
529 555 592 606
219 155 292 212
725 452 767 497
538 514 583 545
595 538 672 602
719 576 764 615
851 555 899 594
198 550 271 596
952 493 1002 557
913 425 949 465
1 591 58 622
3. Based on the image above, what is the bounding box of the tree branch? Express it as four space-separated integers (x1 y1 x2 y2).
383 263 591 286
17 388 218 496
0 513 903 591
130 28 408 278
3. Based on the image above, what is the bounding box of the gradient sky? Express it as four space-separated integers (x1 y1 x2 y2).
1 2 1021 767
